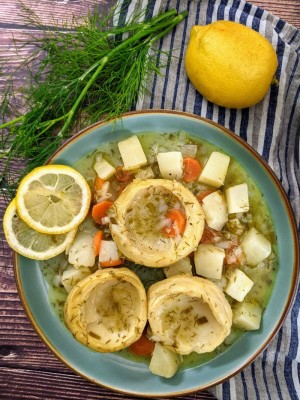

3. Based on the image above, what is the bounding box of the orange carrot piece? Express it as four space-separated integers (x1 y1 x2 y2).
183 157 202 182
163 209 186 237
196 189 214 202
93 231 103 256
100 259 124 267
92 200 113 224
116 166 133 183
94 177 105 191
129 332 155 356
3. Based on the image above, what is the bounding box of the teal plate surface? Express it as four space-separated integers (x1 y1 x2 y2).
15 110 299 397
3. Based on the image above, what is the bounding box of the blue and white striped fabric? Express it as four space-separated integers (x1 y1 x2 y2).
117 1 300 398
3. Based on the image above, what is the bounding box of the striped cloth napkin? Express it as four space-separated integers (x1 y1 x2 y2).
117 0 300 398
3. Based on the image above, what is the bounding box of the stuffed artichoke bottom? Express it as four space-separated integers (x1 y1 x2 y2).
148 275 232 355
109 178 205 267
64 178 232 360
64 268 147 352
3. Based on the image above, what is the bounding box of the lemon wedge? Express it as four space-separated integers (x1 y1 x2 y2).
15 165 91 234
3 198 77 260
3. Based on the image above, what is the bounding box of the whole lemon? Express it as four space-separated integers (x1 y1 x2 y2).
185 21 278 109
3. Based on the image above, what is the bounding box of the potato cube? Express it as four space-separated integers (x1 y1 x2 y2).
164 257 193 277
241 227 271 266
98 240 119 263
157 151 183 180
62 267 91 293
202 190 228 231
233 300 262 330
149 342 181 378
225 268 254 302
198 151 230 188
94 154 116 180
118 135 147 170
68 232 95 268
194 243 225 279
225 183 249 214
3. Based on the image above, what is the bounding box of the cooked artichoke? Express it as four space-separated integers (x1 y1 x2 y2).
148 275 232 354
64 268 147 352
109 179 205 267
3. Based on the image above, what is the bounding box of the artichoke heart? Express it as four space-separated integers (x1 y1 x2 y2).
109 179 205 267
148 275 232 354
64 268 147 352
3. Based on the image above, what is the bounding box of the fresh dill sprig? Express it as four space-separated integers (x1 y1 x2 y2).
0 2 187 198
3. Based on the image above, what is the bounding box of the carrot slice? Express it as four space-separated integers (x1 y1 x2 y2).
196 189 214 202
92 200 113 224
116 166 133 183
129 332 155 356
100 259 124 267
183 157 202 182
94 177 105 192
93 231 103 256
163 209 186 237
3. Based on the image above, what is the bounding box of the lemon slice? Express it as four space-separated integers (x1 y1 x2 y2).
16 165 91 234
3 199 77 260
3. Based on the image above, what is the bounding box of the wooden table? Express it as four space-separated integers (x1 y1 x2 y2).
0 1 299 399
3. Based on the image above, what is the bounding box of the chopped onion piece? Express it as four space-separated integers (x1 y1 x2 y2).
181 144 197 158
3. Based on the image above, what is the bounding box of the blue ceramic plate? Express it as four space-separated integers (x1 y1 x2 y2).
15 110 299 397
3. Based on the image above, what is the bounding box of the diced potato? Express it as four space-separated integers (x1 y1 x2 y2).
241 227 271 266
225 183 249 214
225 268 254 302
149 342 181 378
164 257 193 277
98 240 119 263
201 190 228 231
233 299 262 330
194 243 225 280
62 267 91 293
94 154 116 180
118 135 147 170
157 151 183 180
68 232 95 268
198 151 230 188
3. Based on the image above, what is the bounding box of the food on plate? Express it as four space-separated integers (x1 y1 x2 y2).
64 268 147 352
15 165 91 234
3 199 77 260
5 131 277 379
148 275 232 354
185 21 278 108
149 342 182 378
109 178 205 267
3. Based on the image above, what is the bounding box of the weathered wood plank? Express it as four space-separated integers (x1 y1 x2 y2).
0 366 215 400
252 0 300 27
0 0 111 27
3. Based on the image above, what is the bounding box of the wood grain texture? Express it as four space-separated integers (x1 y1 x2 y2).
251 0 300 28
0 0 299 399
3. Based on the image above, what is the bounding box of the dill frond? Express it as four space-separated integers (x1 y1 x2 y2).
0 2 187 198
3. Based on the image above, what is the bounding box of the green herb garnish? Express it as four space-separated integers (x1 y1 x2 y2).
0 1 187 198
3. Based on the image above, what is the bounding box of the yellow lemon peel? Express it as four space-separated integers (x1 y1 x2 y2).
185 21 278 109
